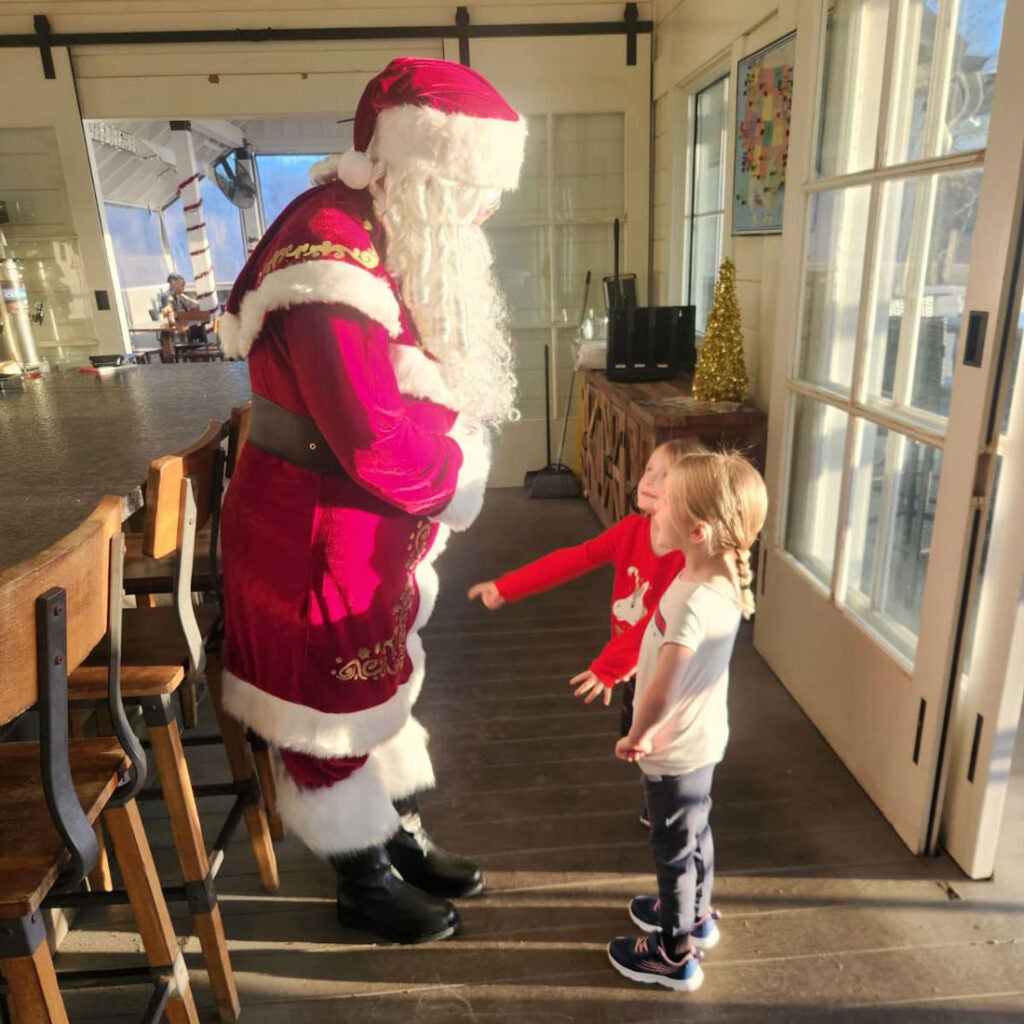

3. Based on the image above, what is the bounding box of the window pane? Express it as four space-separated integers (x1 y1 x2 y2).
694 77 727 215
785 395 848 585
255 154 326 226
493 114 547 224
552 114 624 220
199 177 246 286
488 225 550 329
104 204 168 289
798 185 871 391
690 212 723 333
553 223 615 323
864 167 981 419
845 421 942 658
888 0 1005 164
815 0 889 178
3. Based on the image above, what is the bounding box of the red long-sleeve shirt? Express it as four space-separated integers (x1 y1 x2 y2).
494 514 685 685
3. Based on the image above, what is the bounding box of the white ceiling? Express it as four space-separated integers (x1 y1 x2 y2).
89 115 351 210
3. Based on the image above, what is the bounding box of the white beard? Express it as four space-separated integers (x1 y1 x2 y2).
372 183 518 426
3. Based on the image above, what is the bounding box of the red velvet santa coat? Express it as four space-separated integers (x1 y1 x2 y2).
218 181 489 854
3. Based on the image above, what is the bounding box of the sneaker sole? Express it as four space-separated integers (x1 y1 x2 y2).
607 949 704 992
692 925 720 951
627 909 721 951
628 906 661 934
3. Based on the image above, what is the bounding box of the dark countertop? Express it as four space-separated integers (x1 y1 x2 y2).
0 362 252 571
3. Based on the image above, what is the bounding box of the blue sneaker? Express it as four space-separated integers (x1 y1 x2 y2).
628 897 721 950
607 933 704 991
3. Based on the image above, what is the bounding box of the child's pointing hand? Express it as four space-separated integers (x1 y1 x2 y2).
467 581 505 609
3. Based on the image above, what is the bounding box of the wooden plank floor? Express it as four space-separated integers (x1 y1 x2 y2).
57 490 1024 1022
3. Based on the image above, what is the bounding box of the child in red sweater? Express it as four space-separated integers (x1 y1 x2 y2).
468 440 692 767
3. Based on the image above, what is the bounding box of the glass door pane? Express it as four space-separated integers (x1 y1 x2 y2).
864 167 983 421
798 185 871 391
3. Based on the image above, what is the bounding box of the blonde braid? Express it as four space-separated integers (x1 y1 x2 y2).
735 548 756 620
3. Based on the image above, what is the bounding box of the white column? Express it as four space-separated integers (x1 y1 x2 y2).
169 121 218 312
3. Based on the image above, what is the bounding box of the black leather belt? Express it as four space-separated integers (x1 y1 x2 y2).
248 393 346 476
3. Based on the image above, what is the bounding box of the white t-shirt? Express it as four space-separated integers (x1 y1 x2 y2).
633 577 742 776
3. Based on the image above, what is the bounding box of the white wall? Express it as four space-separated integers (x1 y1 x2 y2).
653 0 798 410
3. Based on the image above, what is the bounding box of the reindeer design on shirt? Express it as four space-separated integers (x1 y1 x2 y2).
611 566 650 627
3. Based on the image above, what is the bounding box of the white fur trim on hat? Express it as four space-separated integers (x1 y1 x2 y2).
310 149 375 189
220 259 401 358
432 415 491 532
372 104 527 190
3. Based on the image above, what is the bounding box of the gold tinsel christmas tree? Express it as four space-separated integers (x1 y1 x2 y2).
692 257 750 403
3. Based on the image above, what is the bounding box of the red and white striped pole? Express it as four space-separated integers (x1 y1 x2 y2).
169 120 218 313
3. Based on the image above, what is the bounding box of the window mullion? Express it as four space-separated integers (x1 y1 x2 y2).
873 0 904 168
922 0 961 159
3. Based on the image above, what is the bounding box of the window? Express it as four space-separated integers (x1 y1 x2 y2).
487 113 626 424
783 0 1005 660
255 154 327 226
686 75 728 333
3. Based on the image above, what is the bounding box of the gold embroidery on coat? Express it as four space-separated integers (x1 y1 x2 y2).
330 519 435 682
260 238 381 283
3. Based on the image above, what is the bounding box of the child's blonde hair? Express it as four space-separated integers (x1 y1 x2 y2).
652 438 703 468
665 448 768 619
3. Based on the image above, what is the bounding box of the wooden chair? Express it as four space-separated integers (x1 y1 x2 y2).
115 404 283 840
122 402 251 603
0 496 199 1024
69 420 277 1023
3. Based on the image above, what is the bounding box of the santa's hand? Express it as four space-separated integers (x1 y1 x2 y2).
615 735 651 762
467 581 505 610
570 670 613 706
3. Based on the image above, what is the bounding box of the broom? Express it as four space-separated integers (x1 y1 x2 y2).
524 345 582 498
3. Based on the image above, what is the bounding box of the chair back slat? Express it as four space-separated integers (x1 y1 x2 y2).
143 420 224 560
0 496 122 727
226 402 251 478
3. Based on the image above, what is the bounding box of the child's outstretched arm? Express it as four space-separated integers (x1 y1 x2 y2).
615 642 693 762
469 519 629 609
467 580 505 609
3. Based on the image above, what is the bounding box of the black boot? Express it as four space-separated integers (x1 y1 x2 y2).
386 797 485 899
331 844 459 944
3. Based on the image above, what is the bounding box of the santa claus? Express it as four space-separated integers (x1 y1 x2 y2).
218 57 526 944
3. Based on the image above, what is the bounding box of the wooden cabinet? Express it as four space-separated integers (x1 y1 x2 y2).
580 370 768 528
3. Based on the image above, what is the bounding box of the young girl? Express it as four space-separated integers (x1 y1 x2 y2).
468 440 692 727
606 448 767 993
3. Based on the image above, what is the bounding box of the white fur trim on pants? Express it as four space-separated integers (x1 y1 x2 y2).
276 717 434 857
433 415 491 532
221 259 402 358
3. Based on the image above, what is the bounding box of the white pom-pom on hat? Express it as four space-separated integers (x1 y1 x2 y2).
336 149 374 189
309 149 375 189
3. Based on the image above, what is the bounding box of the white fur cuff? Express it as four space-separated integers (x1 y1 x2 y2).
276 766 400 857
371 717 436 801
433 416 491 532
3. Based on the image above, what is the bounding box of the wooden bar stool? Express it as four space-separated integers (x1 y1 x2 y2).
70 421 277 1022
0 496 199 1024
116 403 283 841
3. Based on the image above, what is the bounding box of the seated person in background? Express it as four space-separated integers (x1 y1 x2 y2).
158 273 206 344
158 272 200 313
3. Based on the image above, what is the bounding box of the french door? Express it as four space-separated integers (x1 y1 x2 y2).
755 0 1024 861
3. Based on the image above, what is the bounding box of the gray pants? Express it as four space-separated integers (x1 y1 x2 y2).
642 763 716 944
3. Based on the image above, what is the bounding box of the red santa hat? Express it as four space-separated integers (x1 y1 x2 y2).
311 57 526 191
